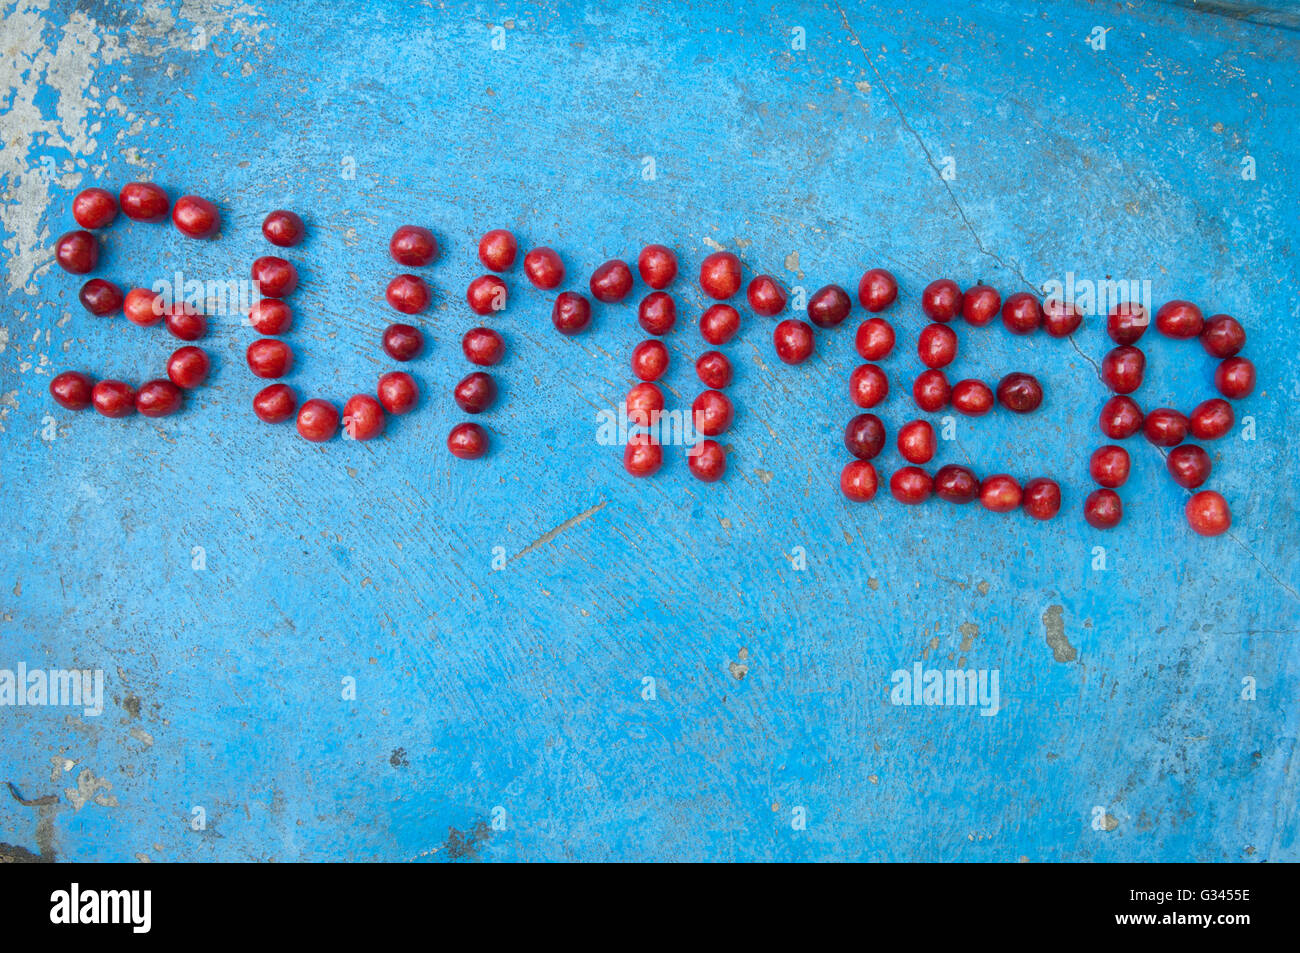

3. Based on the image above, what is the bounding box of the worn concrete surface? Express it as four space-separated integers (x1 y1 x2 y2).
0 0 1297 861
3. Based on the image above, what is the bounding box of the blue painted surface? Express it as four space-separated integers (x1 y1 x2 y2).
1 0 1297 862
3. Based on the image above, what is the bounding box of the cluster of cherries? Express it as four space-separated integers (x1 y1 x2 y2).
48 183 217 418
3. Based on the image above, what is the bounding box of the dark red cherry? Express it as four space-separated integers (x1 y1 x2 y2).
1185 491 1230 536
1200 314 1245 358
171 195 220 238
251 256 298 297
49 371 94 410
135 379 183 417
692 389 734 436
696 351 732 389
997 373 1043 413
961 285 1001 326
638 292 676 335
1215 357 1255 399
1021 478 1061 520
462 327 504 366
377 372 418 415
855 318 894 360
386 274 431 314
119 182 169 221
840 460 879 501
808 284 851 328
699 304 740 345
917 323 957 368
454 372 497 414
951 379 993 417
1167 444 1211 489
1155 299 1204 338
1089 445 1130 488
857 268 897 312
467 274 507 315
262 210 304 247
773 319 814 364
912 369 950 412
164 304 206 342
167 346 210 389
1107 302 1148 345
552 292 592 335
253 384 296 423
448 422 489 459
249 298 292 335
897 419 935 463
699 252 742 300
844 413 885 460
383 323 424 361
389 225 437 266
933 464 978 504
91 380 135 418
1143 407 1188 447
297 399 339 442
523 247 564 289
849 364 889 408
1099 396 1143 439
478 229 518 271
921 279 962 322
55 230 98 274
890 467 932 504
73 188 117 229
1189 398 1233 440
747 275 787 317
1101 346 1145 394
688 439 726 482
246 339 293 378
1042 299 1083 337
1084 489 1123 529
637 244 678 289
590 260 633 303
1001 292 1042 335
79 278 123 316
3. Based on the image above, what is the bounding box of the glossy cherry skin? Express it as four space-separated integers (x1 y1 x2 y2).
1099 396 1144 439
844 413 885 460
251 256 298 297
454 372 497 414
921 279 963 322
692 389 734 436
855 318 895 360
247 339 293 378
840 460 879 501
917 323 957 368
951 379 994 416
49 371 94 410
700 304 740 345
523 247 564 289
343 394 386 441
55 230 98 274
590 260 634 303
462 327 504 366
448 422 489 459
808 284 851 328
1084 489 1123 529
478 229 518 271
167 346 210 389
124 288 164 326
1101 346 1145 394
773 319 814 364
962 285 1001 326
1189 398 1233 440
387 274 430 314
246 298 290 335
164 305 206 341
135 379 183 417
857 268 898 312
262 210 304 247
979 474 1022 512
933 464 978 504
890 466 932 504
172 195 220 238
1001 292 1042 335
897 419 936 464
626 382 664 425
1143 407 1188 447
1186 490 1231 536
467 274 507 315
1107 302 1148 345
637 245 677 289
297 399 339 442
73 188 117 229
389 225 437 266
638 292 676 335
631 340 669 382
1021 478 1061 520
119 182 169 221
1089 445 1130 488
688 439 726 482
79 279 123 316
913 370 950 412
696 349 733 389
1042 299 1083 337
253 383 297 423
91 380 135 418
997 373 1043 413
383 323 424 361
1200 314 1245 358
1215 357 1255 399
624 433 662 477
1155 299 1204 338
699 252 742 300
552 292 592 335
1167 444 1211 489
747 275 787 316
377 372 418 415
849 364 889 408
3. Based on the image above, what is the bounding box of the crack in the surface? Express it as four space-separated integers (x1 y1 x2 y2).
510 499 607 562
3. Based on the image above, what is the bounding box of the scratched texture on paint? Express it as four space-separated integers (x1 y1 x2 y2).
0 0 1297 862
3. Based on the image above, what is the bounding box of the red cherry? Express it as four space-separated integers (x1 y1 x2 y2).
383 323 424 361
119 182 169 221
1089 445 1130 488
552 292 592 335
135 379 183 417
684 439 725 482
844 413 885 460
262 210 304 247
124 288 164 326
631 340 669 382
624 433 662 477
637 292 676 335
448 422 489 459
1084 489 1123 529
890 466 933 504
897 419 936 464
171 195 220 238
387 274 431 314
55 230 98 274
1001 292 1042 335
91 380 135 418
478 229 518 271
1099 396 1144 439
979 474 1022 512
696 350 732 389
773 319 814 364
1042 299 1083 337
247 339 293 378
917 323 957 368
1189 398 1233 440
808 285 851 328
297 399 339 442
962 285 1001 326
454 372 497 414
700 303 740 345
79 278 123 316
692 389 733 436
1215 357 1255 399
164 304 206 342
1143 407 1188 447
590 260 633 303
523 247 564 289
849 364 889 408
638 244 678 289
389 225 437 267
1022 478 1061 520
1155 299 1204 338
626 382 665 425
1167 444 1211 489
951 379 994 417
840 460 879 501
253 384 297 423
913 369 950 412
249 298 292 335
1107 302 1148 345
167 346 210 389
343 394 386 441
699 252 742 300
72 188 117 229
857 268 897 312
462 327 504 366
1101 345 1145 394
997 373 1043 413
1185 490 1230 536
921 279 963 322
467 274 507 315
855 318 895 360
933 464 978 504
251 256 298 297
1200 314 1245 358
49 371 94 410
377 371 418 415
747 275 787 316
